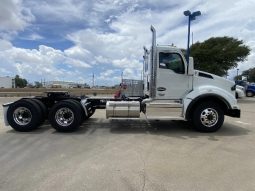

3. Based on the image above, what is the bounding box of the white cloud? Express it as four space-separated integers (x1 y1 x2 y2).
20 33 44 41
64 46 95 66
67 28 145 73
0 39 13 51
64 58 91 69
100 69 115 78
0 0 34 39
25 0 87 23
0 44 92 82
1 0 255 84
96 68 138 86
112 58 141 69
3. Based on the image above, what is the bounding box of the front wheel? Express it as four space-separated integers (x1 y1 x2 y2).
246 91 254 97
192 102 224 132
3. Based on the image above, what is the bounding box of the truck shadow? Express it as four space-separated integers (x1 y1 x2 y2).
5 118 250 140
81 118 250 140
238 98 255 104
6 122 53 134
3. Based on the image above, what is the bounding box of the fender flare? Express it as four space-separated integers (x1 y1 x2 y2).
185 93 231 120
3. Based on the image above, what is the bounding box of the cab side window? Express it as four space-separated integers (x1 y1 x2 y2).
159 52 185 74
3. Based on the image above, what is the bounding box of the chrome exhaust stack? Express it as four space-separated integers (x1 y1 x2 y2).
150 25 157 98
151 25 156 47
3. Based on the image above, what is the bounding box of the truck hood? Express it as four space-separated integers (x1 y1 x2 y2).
193 70 235 94
186 70 238 110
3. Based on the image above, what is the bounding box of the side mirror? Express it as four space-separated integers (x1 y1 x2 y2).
188 57 194 75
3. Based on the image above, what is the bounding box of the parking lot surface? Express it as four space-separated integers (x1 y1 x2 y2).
0 97 255 191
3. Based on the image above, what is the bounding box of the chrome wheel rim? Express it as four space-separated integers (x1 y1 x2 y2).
247 92 253 97
55 107 74 126
13 107 32 126
200 108 218 127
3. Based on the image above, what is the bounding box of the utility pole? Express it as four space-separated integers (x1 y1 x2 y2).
92 73 95 88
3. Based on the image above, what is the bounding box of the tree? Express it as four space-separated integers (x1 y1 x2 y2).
34 81 43 88
15 75 28 88
190 37 250 76
241 68 255 82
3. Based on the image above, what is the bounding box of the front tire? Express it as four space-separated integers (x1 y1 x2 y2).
49 100 83 132
192 102 224 132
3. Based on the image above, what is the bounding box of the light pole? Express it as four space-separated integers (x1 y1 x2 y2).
184 10 201 64
92 73 94 88
237 68 239 80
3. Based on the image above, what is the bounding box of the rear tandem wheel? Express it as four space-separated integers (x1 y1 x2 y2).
7 99 43 132
48 99 83 132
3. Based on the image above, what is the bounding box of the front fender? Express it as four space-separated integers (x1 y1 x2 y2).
183 86 239 119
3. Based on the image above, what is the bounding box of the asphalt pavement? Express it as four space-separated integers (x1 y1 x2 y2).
0 97 255 191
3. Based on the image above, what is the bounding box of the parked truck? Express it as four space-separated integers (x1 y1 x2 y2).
2 26 240 133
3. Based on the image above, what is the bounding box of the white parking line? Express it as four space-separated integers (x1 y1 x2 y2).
235 121 251 125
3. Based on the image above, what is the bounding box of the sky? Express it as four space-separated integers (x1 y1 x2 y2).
0 0 255 86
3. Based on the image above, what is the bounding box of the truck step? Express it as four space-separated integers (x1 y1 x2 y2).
145 100 183 119
145 116 184 120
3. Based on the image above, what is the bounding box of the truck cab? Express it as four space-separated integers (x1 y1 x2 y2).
142 26 240 131
144 46 192 100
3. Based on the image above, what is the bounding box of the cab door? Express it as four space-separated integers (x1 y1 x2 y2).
156 51 192 100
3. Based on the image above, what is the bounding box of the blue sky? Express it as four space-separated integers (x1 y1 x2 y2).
0 0 255 86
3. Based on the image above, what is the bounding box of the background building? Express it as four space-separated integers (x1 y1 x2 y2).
0 77 15 88
45 81 90 88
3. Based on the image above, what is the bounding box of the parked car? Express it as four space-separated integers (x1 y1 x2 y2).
235 80 248 88
246 84 255 97
236 85 245 98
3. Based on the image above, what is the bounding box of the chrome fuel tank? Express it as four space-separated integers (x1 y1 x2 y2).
106 101 140 118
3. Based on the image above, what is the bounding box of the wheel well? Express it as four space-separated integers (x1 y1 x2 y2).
235 92 238 98
246 89 255 93
186 95 230 120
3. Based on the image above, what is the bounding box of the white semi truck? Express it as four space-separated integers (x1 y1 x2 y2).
2 26 240 132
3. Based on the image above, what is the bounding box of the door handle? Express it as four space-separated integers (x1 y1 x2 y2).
157 87 166 91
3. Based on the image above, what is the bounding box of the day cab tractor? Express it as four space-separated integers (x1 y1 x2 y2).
2 26 240 133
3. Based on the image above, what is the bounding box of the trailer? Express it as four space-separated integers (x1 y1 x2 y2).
2 26 240 133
